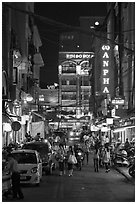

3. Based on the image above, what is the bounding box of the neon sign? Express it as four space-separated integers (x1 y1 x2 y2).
101 45 111 94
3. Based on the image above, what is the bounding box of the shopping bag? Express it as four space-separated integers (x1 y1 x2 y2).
68 155 77 164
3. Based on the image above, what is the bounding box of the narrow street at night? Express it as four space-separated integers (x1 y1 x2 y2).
2 2 135 203
4 153 134 202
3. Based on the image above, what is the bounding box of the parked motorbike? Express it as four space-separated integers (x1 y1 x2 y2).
128 156 135 178
112 152 129 167
126 147 135 157
128 163 135 178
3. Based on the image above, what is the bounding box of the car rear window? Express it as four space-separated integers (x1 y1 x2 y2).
22 143 49 154
13 153 37 164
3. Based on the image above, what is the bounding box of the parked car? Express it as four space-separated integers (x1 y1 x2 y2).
11 149 42 186
22 141 55 175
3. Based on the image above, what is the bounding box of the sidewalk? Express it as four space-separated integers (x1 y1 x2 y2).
89 152 134 183
114 166 135 183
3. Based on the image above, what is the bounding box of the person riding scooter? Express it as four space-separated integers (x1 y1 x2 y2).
74 144 84 170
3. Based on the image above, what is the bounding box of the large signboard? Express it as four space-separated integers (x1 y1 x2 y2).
101 45 111 94
100 44 114 97
59 52 94 76
59 52 94 61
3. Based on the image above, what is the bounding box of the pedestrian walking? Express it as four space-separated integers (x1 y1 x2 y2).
103 147 111 173
98 147 104 167
63 146 68 175
93 147 99 172
56 144 65 176
84 143 90 165
6 153 24 200
67 146 76 176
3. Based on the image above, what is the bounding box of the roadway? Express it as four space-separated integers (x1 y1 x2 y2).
3 153 135 202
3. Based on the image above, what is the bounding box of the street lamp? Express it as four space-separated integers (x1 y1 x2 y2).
26 94 33 102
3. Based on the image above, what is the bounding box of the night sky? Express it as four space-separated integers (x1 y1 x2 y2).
34 2 107 88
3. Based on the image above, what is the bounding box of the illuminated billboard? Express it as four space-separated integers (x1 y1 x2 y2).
100 44 114 97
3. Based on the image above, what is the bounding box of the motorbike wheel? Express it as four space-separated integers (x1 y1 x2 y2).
129 167 135 178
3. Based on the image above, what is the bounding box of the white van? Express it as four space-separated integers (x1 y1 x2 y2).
12 149 42 186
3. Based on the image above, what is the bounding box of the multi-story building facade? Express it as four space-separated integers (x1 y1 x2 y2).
58 51 94 114
58 16 107 129
58 28 95 129
106 2 135 143
58 50 94 129
2 2 44 146
88 3 135 143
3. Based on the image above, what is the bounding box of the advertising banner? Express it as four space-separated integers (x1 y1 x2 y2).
100 44 114 97
31 121 45 138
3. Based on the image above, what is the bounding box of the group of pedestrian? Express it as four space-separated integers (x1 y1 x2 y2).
55 145 77 177
93 146 111 173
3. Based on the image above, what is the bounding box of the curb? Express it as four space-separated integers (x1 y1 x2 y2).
114 166 134 183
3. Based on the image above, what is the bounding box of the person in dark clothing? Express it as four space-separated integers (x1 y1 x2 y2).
57 144 65 176
124 138 130 150
6 153 24 200
84 142 90 165
93 148 99 172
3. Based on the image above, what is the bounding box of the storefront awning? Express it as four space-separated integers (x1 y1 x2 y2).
2 113 21 123
31 111 45 122
2 114 12 123
113 125 135 133
115 109 135 120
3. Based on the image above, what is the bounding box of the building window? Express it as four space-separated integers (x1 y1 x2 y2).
66 80 69 85
80 77 90 86
62 92 76 100
62 78 77 85
62 62 76 74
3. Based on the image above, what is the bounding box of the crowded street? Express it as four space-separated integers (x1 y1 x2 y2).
2 2 135 202
3 152 135 202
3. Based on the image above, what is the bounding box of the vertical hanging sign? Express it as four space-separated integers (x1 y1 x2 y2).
101 45 111 95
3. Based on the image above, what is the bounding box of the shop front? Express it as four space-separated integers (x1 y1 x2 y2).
2 114 12 147
113 124 135 145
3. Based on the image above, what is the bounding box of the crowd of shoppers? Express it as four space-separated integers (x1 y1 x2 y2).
54 144 77 177
3 128 133 202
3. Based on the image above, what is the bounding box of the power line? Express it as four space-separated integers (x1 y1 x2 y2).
4 3 134 54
